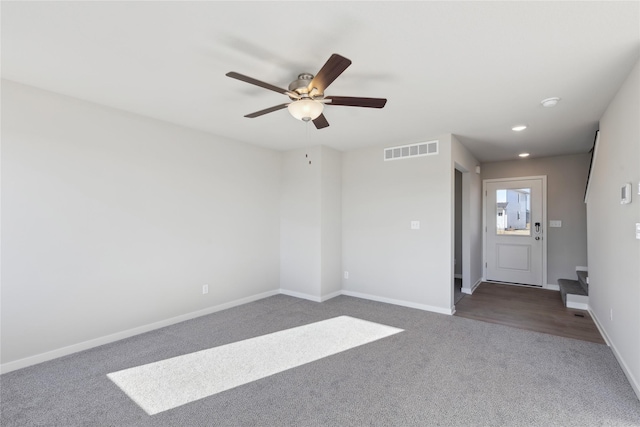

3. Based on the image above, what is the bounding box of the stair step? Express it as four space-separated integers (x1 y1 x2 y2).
558 278 587 306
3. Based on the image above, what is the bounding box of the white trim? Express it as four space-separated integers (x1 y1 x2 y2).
341 290 453 315
589 308 610 346
462 278 482 295
566 300 589 310
278 289 342 303
545 283 560 291
589 309 640 401
565 293 588 310
319 290 342 302
482 176 548 287
279 289 322 303
576 266 588 272
0 289 280 374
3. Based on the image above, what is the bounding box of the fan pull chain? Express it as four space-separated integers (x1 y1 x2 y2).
305 121 311 165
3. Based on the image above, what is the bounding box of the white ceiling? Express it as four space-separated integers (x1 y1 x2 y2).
2 1 639 162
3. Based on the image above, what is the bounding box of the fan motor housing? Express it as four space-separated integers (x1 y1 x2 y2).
288 73 314 95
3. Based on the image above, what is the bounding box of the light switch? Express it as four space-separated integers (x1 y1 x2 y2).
550 220 562 228
411 221 420 230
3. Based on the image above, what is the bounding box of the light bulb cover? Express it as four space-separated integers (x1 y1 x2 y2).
288 99 324 121
519 152 530 158
512 125 527 132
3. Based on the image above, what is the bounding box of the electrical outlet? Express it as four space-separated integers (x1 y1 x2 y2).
202 284 209 295
344 271 349 279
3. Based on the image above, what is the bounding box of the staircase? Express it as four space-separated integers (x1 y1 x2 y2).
558 270 589 310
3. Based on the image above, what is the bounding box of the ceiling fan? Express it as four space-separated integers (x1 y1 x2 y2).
226 54 387 129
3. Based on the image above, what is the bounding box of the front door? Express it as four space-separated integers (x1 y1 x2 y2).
485 178 544 286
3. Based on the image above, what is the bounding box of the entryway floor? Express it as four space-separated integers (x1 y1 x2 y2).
454 282 605 344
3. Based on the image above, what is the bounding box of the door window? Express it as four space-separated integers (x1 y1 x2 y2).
496 188 531 236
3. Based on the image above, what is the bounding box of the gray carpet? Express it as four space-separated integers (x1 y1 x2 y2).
2 294 640 426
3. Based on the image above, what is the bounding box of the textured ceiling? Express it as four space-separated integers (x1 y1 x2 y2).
2 1 639 162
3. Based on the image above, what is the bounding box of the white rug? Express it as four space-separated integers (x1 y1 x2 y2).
107 315 403 415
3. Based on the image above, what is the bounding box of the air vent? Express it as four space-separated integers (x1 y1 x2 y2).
384 141 438 161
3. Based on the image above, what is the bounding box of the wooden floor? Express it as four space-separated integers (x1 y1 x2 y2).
455 282 606 344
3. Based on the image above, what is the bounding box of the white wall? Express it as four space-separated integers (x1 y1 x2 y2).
1 80 282 366
587 59 640 399
280 146 321 299
280 145 342 301
451 136 483 296
342 135 460 313
320 146 342 298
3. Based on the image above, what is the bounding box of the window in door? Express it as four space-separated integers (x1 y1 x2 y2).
496 188 531 236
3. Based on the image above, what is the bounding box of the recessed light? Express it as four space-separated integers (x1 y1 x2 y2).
512 125 527 132
541 97 560 107
519 152 530 158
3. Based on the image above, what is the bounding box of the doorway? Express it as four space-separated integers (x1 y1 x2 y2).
484 176 547 287
454 170 463 304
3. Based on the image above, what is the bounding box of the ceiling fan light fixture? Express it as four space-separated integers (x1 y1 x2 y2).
288 99 324 122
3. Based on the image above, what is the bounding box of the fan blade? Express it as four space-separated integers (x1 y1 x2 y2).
226 72 292 96
244 103 289 118
325 96 387 108
313 114 330 129
308 54 352 93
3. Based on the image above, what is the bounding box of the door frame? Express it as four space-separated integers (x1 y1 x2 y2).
482 175 548 287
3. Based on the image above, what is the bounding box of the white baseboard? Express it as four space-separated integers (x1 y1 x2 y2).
281 288 454 315
0 289 280 374
545 283 560 291
341 290 453 315
279 289 322 302
319 290 342 302
589 309 640 401
278 289 343 303
576 266 588 272
589 308 610 347
462 278 482 295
